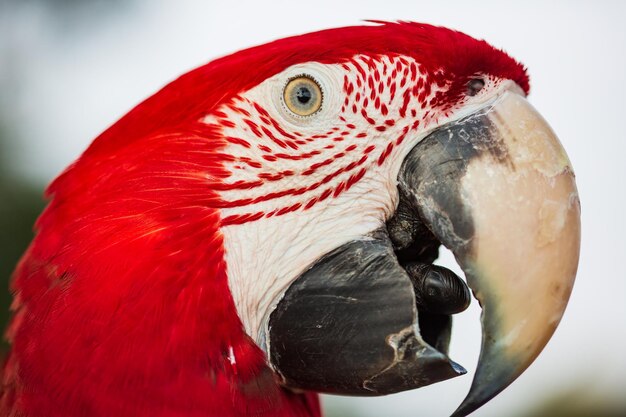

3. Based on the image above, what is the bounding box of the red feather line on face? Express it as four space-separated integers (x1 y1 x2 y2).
205 50 513 227
2 22 528 417
210 55 415 226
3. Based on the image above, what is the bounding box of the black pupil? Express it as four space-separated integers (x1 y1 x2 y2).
296 86 312 104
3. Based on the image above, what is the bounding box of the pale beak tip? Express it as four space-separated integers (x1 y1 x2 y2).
450 330 530 417
449 372 510 417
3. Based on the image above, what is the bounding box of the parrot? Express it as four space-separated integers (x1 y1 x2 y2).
0 21 580 417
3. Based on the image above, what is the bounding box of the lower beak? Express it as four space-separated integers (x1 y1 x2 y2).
399 90 581 416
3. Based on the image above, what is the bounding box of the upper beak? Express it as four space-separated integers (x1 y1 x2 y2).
267 90 580 416
399 90 581 416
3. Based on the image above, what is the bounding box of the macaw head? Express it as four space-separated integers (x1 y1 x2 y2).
5 22 580 417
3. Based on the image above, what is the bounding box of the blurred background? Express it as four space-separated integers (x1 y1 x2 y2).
1 0 625 416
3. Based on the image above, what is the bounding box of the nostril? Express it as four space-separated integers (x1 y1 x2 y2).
467 78 485 96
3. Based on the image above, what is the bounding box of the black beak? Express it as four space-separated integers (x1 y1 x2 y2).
268 227 466 395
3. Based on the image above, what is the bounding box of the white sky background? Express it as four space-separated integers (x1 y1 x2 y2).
2 0 626 416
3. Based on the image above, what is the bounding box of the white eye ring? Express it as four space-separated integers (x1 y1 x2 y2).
282 75 324 117
266 63 340 129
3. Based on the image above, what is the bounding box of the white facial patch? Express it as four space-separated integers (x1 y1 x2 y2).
201 54 502 345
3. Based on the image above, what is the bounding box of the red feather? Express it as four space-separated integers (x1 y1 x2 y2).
1 22 527 417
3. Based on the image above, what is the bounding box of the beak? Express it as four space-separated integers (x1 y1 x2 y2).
398 90 581 416
266 90 580 415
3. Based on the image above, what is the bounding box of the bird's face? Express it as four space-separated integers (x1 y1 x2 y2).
214 57 513 333
205 26 580 416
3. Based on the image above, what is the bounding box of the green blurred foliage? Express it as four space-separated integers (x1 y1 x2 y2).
0 121 46 352
517 388 626 417
0 181 44 322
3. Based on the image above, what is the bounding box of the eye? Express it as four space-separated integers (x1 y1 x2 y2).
283 75 323 117
467 78 485 96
